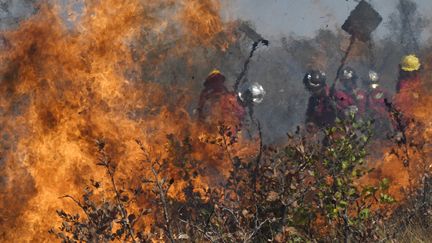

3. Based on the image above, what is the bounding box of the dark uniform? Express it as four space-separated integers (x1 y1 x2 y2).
363 71 391 136
333 66 366 118
303 70 336 129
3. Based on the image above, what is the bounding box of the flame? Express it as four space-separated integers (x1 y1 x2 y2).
178 0 231 50
3 0 431 241
364 70 432 202
0 0 246 241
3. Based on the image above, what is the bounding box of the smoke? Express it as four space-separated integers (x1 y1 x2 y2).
0 0 431 241
386 0 429 53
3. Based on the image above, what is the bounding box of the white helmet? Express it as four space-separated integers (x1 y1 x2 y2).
368 70 379 83
367 70 380 89
238 82 266 104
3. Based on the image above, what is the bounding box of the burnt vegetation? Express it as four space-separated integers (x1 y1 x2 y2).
0 0 429 242
46 0 432 241
49 111 432 242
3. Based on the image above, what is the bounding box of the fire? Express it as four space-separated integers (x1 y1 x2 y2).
1 0 431 241
0 0 245 241
178 0 232 50
365 69 432 202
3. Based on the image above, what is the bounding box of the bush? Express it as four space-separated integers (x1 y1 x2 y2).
50 117 396 242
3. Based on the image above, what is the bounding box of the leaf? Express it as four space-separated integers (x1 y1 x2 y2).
342 161 349 170
177 233 190 240
359 208 370 219
128 214 136 223
142 208 152 215
380 193 396 204
120 195 129 202
266 191 279 202
339 200 348 207
348 188 356 197
116 228 124 237
380 178 390 190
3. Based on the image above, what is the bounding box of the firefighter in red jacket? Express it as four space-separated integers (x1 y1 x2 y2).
333 66 366 118
394 54 422 114
303 70 336 129
197 69 246 133
364 70 389 115
363 70 392 135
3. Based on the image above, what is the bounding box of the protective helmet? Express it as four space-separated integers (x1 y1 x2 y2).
204 69 225 87
238 82 265 104
400 54 421 72
340 66 357 81
209 69 221 76
367 70 380 89
303 70 326 91
368 70 379 83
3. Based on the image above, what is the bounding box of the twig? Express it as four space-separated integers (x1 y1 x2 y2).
135 140 175 243
150 164 175 243
252 120 263 193
59 195 93 224
384 99 410 167
244 218 270 243
97 148 137 243
178 218 216 242
219 125 235 165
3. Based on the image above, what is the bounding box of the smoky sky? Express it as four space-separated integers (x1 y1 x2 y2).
225 0 432 41
1 0 430 41
0 0 429 144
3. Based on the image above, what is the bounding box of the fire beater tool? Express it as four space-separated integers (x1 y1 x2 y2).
332 0 382 93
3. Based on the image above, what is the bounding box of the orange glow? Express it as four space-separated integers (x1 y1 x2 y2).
0 0 243 241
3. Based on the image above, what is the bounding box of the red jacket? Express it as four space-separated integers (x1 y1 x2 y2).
334 89 354 111
366 88 389 116
198 73 246 132
333 88 367 118
305 86 336 128
393 75 421 115
352 89 367 115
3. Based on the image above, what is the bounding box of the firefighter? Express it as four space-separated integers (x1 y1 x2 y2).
396 54 421 93
363 70 391 136
333 66 366 118
197 69 246 133
303 70 336 129
238 82 265 117
364 70 389 115
197 69 228 120
394 54 422 114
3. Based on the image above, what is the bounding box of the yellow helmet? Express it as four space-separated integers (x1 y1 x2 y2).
400 54 421 72
208 69 221 76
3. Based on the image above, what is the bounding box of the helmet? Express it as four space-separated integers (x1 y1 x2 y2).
303 70 326 91
238 82 265 104
400 54 421 72
209 69 221 76
340 66 357 81
367 70 380 89
368 70 379 83
368 70 379 82
204 69 225 87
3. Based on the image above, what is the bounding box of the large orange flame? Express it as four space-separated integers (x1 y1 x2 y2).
0 1 248 241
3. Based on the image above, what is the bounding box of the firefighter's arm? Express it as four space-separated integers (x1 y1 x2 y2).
305 97 315 124
196 91 208 118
